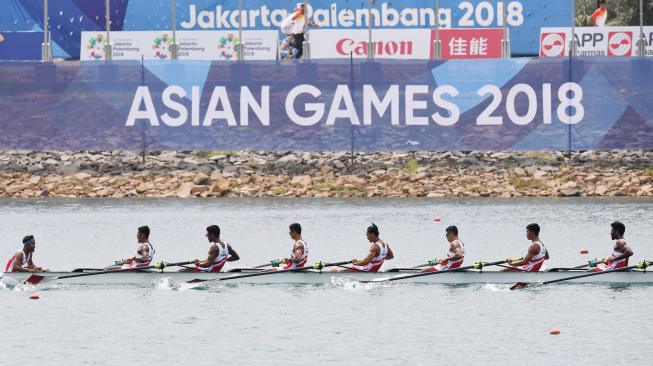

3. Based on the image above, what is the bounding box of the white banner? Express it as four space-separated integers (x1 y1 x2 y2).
540 26 653 58
81 30 278 61
309 29 432 60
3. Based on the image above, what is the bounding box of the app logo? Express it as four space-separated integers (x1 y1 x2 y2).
540 32 566 57
608 31 632 57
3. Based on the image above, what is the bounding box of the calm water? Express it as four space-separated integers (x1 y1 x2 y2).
1 198 652 365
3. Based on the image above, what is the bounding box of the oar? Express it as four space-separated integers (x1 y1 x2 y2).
227 259 286 272
545 259 604 272
187 260 353 284
24 261 195 284
511 261 651 290
364 260 508 283
386 259 441 272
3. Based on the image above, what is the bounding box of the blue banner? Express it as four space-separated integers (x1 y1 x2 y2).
0 57 651 151
0 31 43 60
1 0 570 58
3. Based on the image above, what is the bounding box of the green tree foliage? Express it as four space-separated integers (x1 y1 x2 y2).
576 0 653 26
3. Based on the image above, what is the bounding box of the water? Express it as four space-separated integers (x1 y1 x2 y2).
1 198 652 365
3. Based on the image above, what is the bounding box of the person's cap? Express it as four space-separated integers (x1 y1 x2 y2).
22 235 35 245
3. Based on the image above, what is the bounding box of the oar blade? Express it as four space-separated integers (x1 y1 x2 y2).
510 282 529 290
24 275 45 285
186 278 208 284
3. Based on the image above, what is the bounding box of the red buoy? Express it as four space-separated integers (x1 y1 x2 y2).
580 248 589 254
549 328 560 335
29 294 40 300
434 216 441 223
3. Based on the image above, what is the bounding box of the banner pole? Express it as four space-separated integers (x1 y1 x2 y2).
104 0 112 61
41 0 51 62
569 0 576 57
637 0 646 56
171 0 178 60
367 0 374 60
433 0 441 60
502 1 510 58
238 0 244 60
303 0 310 60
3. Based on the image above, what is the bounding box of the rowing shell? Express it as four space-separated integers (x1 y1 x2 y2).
2 270 653 285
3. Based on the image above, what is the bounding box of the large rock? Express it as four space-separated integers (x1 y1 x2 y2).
193 173 210 185
176 182 194 198
342 175 366 186
73 172 92 181
210 179 231 195
290 175 312 187
6 184 30 195
136 182 155 193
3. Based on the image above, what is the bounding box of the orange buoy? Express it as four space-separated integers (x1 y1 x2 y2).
29 294 40 300
580 248 589 254
549 328 560 335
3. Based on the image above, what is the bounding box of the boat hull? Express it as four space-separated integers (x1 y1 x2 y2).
2 270 653 285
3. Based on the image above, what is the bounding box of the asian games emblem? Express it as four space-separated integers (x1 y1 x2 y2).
153 34 172 60
218 33 239 60
86 34 105 60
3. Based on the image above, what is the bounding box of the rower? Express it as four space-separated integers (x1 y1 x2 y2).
4 235 47 273
180 225 240 272
590 221 633 272
422 225 465 272
503 223 549 272
278 223 308 270
338 223 394 272
107 226 155 270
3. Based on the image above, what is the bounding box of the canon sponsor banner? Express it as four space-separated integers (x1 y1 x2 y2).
81 30 277 61
310 29 431 59
439 28 505 59
540 27 653 58
1 58 651 151
311 28 504 59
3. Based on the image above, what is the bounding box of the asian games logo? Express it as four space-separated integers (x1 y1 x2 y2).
153 34 172 60
218 33 239 60
86 34 106 60
608 31 632 57
540 32 566 57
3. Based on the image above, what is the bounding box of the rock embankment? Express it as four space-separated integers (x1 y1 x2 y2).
0 150 651 198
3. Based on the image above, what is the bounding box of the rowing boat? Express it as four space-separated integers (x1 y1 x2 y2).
2 270 653 285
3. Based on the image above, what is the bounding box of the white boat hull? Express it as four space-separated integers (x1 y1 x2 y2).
2 270 653 285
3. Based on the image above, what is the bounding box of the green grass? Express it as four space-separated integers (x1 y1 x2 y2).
646 168 653 177
191 151 235 159
403 158 420 174
510 177 548 190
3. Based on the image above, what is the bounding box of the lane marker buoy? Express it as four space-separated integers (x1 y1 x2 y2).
549 328 560 335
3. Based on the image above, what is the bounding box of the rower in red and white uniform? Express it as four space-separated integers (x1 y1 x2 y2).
106 226 155 270
180 225 240 272
338 223 394 272
591 221 633 272
280 223 308 270
503 223 549 272
422 225 464 272
4 235 48 273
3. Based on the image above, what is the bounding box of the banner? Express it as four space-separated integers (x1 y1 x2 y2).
81 30 277 61
540 27 653 58
0 31 43 61
1 0 570 58
1 57 651 151
310 28 504 60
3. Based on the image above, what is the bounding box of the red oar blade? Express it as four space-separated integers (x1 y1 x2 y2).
24 275 45 285
510 282 529 290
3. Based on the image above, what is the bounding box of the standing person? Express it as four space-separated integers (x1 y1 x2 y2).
180 225 240 272
4 235 48 273
422 226 465 272
290 4 318 59
591 221 633 272
503 223 549 272
591 0 608 27
338 223 394 272
106 226 155 270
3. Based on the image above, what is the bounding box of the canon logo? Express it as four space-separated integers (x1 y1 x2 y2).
336 39 413 56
